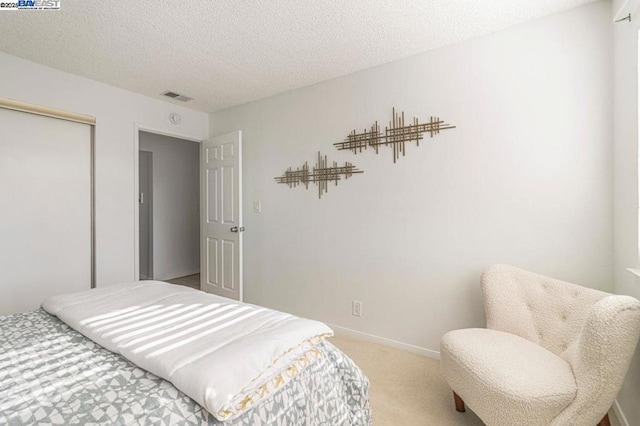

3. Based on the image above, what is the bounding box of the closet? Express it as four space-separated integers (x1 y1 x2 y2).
0 98 95 315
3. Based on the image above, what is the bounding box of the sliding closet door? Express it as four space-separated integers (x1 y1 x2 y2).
0 107 92 315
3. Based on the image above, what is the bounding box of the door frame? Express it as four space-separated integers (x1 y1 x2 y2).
138 150 154 280
133 123 203 282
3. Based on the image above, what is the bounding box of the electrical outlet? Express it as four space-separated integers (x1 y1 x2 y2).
253 200 261 213
352 301 362 317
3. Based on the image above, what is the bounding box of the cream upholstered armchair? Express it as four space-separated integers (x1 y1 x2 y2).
440 265 640 426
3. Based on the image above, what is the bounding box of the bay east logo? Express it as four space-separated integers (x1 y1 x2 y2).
0 0 60 10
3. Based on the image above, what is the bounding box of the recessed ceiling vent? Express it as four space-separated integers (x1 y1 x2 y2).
161 91 193 102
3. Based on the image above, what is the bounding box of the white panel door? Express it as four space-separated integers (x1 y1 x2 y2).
0 108 91 315
201 131 243 300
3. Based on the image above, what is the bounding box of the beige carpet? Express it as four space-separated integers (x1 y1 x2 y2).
329 334 620 426
167 273 200 289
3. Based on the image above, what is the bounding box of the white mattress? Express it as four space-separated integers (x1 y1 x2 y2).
42 281 333 421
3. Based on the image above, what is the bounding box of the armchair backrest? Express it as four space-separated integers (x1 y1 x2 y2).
481 264 609 357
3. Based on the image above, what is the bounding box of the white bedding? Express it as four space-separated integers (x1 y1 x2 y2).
41 281 333 421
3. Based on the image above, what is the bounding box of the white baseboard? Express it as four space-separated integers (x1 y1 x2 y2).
160 269 200 281
614 399 630 426
328 323 440 359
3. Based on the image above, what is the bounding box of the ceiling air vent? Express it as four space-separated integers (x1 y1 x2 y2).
161 91 193 102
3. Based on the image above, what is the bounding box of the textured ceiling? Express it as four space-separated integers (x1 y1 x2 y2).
0 0 598 112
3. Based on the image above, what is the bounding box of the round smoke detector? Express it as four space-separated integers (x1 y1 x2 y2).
169 113 181 125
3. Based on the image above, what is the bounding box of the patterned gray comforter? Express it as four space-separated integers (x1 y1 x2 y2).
0 310 371 425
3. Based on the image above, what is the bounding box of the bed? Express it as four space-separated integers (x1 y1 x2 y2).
0 283 371 425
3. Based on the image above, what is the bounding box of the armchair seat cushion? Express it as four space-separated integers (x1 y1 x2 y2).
440 328 576 426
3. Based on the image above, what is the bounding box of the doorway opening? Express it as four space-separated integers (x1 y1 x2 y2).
137 130 201 290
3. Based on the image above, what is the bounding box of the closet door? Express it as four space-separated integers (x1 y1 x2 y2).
0 107 92 315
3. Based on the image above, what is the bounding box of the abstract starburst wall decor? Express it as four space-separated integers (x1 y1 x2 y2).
274 152 363 199
334 107 456 163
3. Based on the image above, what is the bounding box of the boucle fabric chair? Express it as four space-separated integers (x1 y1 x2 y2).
440 265 640 426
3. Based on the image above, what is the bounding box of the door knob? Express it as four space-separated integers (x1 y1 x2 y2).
230 226 245 233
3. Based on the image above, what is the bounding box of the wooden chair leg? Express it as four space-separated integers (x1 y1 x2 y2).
597 413 610 426
453 391 465 413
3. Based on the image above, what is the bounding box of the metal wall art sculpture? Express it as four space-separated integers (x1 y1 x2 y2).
334 107 456 163
274 151 363 199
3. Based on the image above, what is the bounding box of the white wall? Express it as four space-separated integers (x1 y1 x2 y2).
0 52 209 287
613 3 640 423
139 132 200 280
613 0 640 20
211 1 613 354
